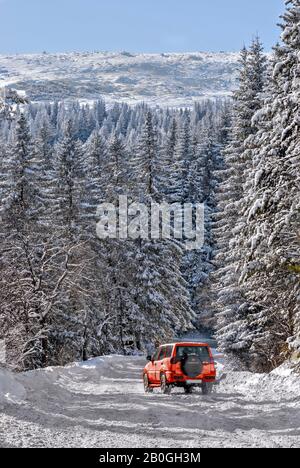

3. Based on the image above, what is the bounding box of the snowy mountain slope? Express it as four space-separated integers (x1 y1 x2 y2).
0 356 299 448
0 51 240 107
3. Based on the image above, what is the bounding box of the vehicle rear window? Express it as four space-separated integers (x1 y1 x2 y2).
176 346 210 361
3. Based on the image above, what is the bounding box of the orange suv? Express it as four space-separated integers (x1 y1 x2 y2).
143 342 216 395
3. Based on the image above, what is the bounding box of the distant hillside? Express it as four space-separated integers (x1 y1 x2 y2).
0 51 240 107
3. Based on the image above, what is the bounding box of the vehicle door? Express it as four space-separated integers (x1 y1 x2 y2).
155 346 166 382
148 347 160 383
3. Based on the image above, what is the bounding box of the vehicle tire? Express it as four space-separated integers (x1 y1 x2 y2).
143 374 153 393
184 385 193 394
160 373 172 395
202 382 213 395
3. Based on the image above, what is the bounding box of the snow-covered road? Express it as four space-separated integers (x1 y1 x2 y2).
0 356 299 448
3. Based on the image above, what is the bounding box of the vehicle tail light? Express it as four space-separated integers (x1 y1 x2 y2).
203 359 215 373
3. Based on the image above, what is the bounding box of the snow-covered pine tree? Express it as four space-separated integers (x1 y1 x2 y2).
0 87 28 121
0 112 52 369
190 130 224 330
46 119 99 365
214 40 267 367
130 110 160 201
237 2 300 371
82 128 107 223
127 110 195 345
105 131 129 200
52 119 85 240
1 112 40 228
169 111 192 203
158 117 178 201
33 117 54 169
82 128 135 356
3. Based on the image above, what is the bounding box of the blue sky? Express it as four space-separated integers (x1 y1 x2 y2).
0 0 285 54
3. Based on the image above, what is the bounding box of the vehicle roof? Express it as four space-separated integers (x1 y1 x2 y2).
160 342 209 347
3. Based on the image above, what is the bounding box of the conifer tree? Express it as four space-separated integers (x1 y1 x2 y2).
237 3 300 370
214 40 267 366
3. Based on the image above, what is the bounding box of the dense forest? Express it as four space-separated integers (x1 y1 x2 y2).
0 0 299 374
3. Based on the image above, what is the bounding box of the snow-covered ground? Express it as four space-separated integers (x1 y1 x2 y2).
0 51 240 107
0 355 299 448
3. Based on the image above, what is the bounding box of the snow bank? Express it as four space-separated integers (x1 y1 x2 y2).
0 367 26 407
16 355 145 402
271 362 296 377
220 365 300 399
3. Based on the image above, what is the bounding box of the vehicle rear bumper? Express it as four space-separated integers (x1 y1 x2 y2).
167 372 216 385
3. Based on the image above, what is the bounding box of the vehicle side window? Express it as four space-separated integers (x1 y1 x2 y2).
165 346 173 358
152 348 160 361
157 346 166 360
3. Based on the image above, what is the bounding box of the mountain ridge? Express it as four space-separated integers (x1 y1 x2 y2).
0 51 240 107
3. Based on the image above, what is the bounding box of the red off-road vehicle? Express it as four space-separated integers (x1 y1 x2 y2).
143 342 216 395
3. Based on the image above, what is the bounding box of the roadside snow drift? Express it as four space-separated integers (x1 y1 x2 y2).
0 368 26 407
0 356 299 448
